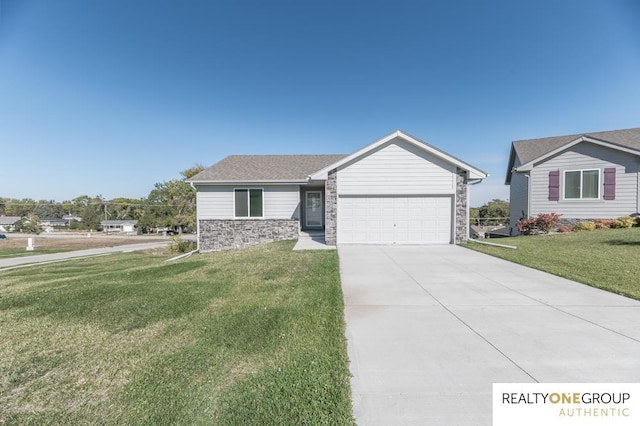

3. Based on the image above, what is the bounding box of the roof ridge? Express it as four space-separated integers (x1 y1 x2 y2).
513 126 640 143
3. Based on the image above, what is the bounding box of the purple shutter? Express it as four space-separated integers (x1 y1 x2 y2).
549 170 559 201
603 168 616 200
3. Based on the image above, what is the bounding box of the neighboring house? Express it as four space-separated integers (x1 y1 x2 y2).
62 214 83 223
0 216 22 232
40 218 68 227
100 220 138 233
189 130 487 252
506 127 640 233
40 217 68 233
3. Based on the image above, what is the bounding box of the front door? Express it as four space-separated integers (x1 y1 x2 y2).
305 191 323 228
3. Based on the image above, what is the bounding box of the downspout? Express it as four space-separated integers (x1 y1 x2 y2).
525 173 531 220
637 159 640 214
190 182 201 252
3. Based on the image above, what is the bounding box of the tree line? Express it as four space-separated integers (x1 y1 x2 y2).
470 199 510 226
0 166 204 233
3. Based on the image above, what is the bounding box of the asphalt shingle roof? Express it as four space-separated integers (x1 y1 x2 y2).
512 127 640 165
0 216 21 225
190 154 348 182
506 127 640 183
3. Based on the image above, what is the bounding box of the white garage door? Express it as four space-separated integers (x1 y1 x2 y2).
338 195 452 244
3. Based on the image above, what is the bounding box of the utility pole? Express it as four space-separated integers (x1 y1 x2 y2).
104 203 109 235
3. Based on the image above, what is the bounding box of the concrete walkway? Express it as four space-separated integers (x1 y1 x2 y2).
0 241 169 270
338 245 640 425
293 232 336 251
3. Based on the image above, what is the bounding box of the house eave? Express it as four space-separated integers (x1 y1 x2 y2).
190 179 310 186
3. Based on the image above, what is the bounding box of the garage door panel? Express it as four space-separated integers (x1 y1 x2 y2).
338 196 452 244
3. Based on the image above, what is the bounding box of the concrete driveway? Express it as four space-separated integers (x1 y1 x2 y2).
338 245 640 425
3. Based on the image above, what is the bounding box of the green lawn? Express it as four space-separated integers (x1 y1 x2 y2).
465 227 640 300
0 241 354 425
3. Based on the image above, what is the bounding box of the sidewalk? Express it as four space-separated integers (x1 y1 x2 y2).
0 241 169 270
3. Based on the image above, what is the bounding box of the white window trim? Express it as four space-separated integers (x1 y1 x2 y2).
562 169 600 200
233 188 264 219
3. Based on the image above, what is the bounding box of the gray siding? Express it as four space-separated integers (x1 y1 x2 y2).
509 157 529 231
529 143 639 219
337 138 456 195
196 185 300 220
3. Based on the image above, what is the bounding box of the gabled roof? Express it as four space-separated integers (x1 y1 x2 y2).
310 130 488 180
189 154 348 183
0 216 22 225
505 127 640 184
190 130 487 184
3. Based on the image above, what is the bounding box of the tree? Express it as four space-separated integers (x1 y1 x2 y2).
79 196 106 230
181 165 205 180
4 198 36 217
476 199 509 226
139 166 204 233
470 207 479 222
33 200 64 219
109 197 144 220
15 215 42 234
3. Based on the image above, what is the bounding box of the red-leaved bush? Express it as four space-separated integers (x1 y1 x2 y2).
516 213 562 235
516 217 537 235
535 213 562 233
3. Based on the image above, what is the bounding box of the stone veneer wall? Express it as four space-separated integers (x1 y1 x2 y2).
324 169 338 245
199 219 299 252
455 168 469 243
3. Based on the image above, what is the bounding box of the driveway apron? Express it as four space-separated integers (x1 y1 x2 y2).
338 245 640 425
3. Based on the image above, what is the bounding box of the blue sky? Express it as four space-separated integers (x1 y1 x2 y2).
1 0 639 206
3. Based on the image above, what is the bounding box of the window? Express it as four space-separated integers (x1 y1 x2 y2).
564 169 599 199
234 189 263 217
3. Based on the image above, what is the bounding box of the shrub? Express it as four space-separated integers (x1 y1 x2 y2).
593 219 612 230
535 213 562 233
169 236 197 253
636 217 640 227
516 217 537 235
557 225 573 233
516 213 562 235
573 221 596 232
610 216 634 229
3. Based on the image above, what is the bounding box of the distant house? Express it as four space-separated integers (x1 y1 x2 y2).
506 127 640 233
40 218 68 227
100 220 138 233
0 216 22 232
62 214 82 223
189 130 487 251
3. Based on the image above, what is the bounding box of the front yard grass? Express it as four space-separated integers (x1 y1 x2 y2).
0 241 354 425
465 227 640 300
